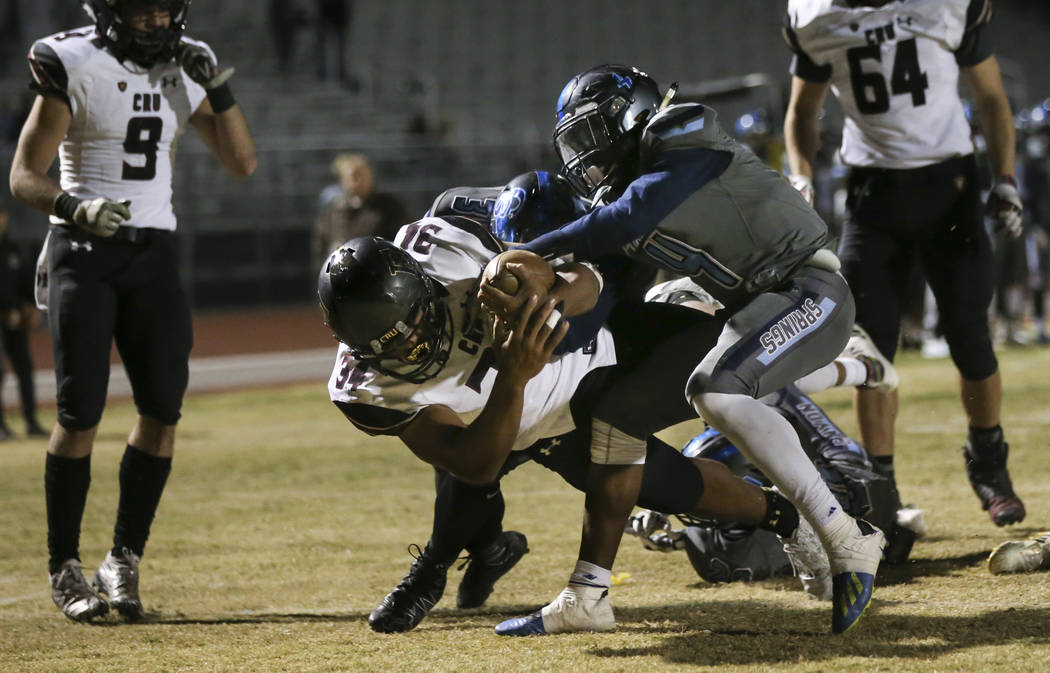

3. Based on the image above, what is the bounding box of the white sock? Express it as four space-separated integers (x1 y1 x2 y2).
569 560 610 592
692 392 846 541
837 357 869 387
793 362 841 394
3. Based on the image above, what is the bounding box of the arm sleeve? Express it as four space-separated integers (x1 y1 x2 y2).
782 18 832 82
520 148 732 261
27 42 71 109
956 0 994 66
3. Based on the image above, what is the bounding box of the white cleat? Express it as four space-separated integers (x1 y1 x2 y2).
780 517 832 601
828 519 886 634
988 532 1050 574
844 325 899 392
495 585 614 636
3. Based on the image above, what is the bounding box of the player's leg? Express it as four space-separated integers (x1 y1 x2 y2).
688 267 884 633
1 324 46 435
920 170 1024 526
45 227 120 622
100 233 190 620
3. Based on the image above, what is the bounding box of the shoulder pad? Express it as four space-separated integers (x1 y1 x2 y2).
785 0 836 30
641 103 721 153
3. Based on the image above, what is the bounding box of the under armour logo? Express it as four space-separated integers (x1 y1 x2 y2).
539 437 562 456
70 241 93 252
162 76 178 88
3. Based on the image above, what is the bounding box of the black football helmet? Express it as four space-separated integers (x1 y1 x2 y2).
318 237 452 383
553 64 663 203
490 170 581 243
82 0 191 68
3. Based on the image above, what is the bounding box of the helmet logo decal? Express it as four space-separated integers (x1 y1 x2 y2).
556 79 575 120
492 186 525 221
611 73 633 89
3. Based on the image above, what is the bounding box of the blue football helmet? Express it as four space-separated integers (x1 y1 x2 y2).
552 64 663 203
490 170 580 243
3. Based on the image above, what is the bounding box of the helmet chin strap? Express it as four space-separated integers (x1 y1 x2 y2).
658 82 679 112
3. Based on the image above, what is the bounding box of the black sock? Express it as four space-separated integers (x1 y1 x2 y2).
757 488 800 539
968 425 1004 448
112 445 172 558
868 456 902 533
45 453 92 574
429 469 504 563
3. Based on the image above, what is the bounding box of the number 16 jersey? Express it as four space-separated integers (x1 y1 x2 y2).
28 26 210 230
784 0 993 169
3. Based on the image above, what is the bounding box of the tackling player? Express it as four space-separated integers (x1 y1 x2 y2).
489 64 884 634
782 0 1025 529
8 0 255 622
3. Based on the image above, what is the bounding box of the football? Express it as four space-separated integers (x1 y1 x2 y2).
481 249 555 298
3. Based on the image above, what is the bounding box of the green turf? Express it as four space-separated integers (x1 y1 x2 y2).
1 349 1048 672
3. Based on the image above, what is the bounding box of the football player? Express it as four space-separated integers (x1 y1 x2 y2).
486 64 884 634
8 0 255 622
320 211 825 635
783 0 1025 528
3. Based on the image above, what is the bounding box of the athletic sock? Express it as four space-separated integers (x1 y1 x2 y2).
568 560 610 593
46 453 92 574
112 445 171 558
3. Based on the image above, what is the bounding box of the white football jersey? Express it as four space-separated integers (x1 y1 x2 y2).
328 217 617 452
28 26 210 230
786 0 992 169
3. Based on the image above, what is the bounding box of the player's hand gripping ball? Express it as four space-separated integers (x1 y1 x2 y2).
479 250 556 324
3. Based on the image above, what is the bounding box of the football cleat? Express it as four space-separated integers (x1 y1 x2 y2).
963 431 1025 526
457 531 529 609
494 585 614 636
828 519 885 633
93 547 144 621
50 558 109 622
844 325 899 392
988 532 1050 574
368 543 450 633
780 517 832 601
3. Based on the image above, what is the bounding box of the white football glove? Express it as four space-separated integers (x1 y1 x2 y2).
73 198 130 237
625 510 671 538
176 42 234 90
789 174 815 206
986 176 1023 239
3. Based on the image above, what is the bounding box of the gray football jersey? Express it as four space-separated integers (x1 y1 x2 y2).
631 103 828 308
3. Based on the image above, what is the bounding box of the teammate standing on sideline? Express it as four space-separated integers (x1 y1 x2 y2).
782 0 1025 528
8 0 256 621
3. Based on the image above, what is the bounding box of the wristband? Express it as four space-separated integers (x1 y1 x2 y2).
54 192 81 222
206 82 236 113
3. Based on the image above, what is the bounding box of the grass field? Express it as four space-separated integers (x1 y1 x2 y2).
1 347 1048 672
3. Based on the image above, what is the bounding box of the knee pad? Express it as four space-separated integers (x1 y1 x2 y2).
590 419 646 465
941 319 997 380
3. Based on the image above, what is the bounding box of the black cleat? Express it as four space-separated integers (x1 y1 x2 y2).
456 531 529 609
368 543 450 633
964 430 1025 527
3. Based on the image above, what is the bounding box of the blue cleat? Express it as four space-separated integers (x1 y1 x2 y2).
831 571 875 633
828 518 885 633
495 612 547 636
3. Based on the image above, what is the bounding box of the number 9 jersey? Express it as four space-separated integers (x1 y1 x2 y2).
784 0 993 169
27 25 210 230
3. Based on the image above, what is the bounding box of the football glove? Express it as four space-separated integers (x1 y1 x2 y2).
986 175 1023 239
176 42 234 90
73 197 130 237
789 174 815 206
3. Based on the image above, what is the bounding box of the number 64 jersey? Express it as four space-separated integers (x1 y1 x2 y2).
328 217 617 453
784 0 992 169
27 25 210 230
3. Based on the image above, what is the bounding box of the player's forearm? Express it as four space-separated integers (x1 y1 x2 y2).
974 94 1016 179
9 164 63 218
783 107 820 179
443 375 527 484
211 106 257 178
549 263 601 317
